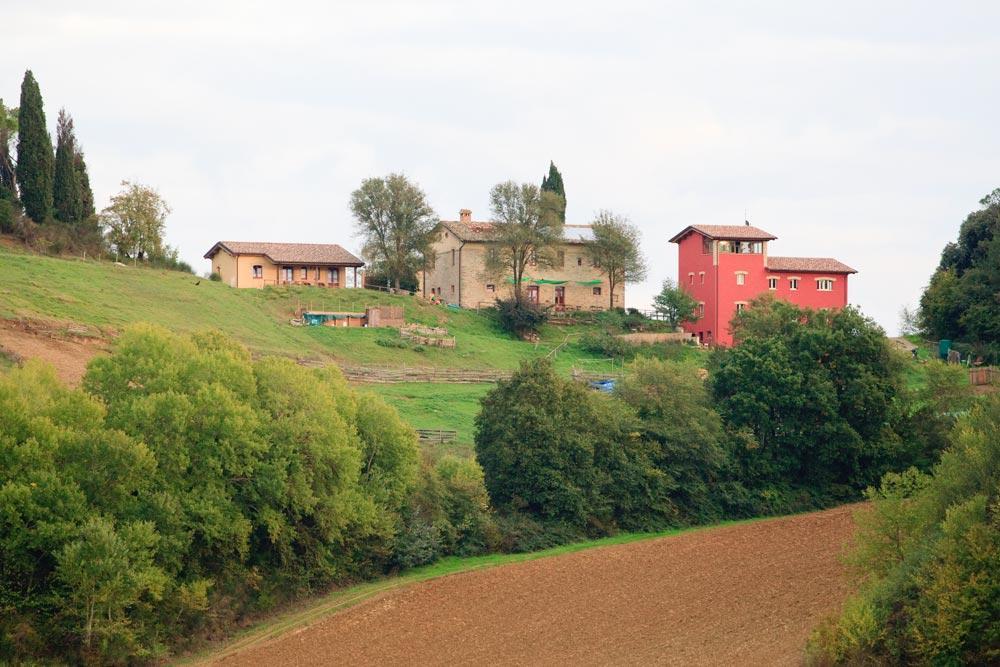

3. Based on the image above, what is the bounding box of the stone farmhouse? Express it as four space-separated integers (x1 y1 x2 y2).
670 223 856 346
418 209 622 310
204 241 365 289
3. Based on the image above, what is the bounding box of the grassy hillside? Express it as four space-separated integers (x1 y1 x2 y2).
0 246 620 373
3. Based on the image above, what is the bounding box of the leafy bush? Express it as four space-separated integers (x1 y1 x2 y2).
0 326 422 664
493 297 548 337
0 199 15 234
209 271 222 282
713 297 906 496
807 396 1000 665
579 331 635 360
476 358 724 534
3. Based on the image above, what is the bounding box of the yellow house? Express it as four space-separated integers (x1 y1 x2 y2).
418 210 623 310
204 241 365 288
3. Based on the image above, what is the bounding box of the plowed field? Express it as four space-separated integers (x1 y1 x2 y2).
212 505 856 666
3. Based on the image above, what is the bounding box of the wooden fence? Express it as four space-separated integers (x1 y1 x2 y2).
339 365 512 384
969 367 999 386
415 429 459 445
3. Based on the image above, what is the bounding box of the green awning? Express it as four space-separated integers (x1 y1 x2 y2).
534 279 568 285
504 276 534 284
576 279 603 286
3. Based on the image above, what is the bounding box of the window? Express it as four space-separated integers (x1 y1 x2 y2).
486 284 495 292
817 279 833 291
699 271 705 284
450 284 455 293
593 286 602 296
529 251 537 267
736 302 747 313
282 267 294 282
252 265 263 279
702 237 712 254
300 267 308 279
789 278 799 291
688 272 695 285
557 250 565 267
328 268 339 283
697 302 705 318
591 256 600 268
527 285 539 303
451 249 455 266
768 277 778 290
735 272 747 286
577 256 582 266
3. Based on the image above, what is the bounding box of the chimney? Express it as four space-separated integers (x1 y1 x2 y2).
459 209 472 223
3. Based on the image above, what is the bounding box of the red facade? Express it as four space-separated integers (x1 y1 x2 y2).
670 224 856 346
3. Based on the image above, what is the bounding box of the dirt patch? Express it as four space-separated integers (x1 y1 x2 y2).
0 320 108 386
213 505 857 667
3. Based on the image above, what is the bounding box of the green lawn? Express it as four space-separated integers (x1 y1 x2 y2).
0 247 621 372
365 383 492 455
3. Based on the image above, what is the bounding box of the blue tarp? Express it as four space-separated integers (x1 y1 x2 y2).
588 379 616 393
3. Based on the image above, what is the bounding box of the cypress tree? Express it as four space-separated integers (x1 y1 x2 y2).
16 70 54 223
74 150 95 219
53 108 82 223
0 98 17 204
540 160 566 222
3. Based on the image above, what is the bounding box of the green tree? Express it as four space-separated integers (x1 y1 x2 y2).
74 150 95 219
652 278 698 329
350 173 437 290
15 70 54 223
100 180 170 260
0 98 17 204
713 297 902 495
53 109 83 224
482 180 564 305
540 160 566 222
808 396 1000 665
585 210 647 309
615 358 727 523
919 189 1000 347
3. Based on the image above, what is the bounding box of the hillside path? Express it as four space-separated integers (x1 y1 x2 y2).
212 505 857 666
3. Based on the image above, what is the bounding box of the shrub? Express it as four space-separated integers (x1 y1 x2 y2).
475 359 703 533
493 297 548 337
0 199 15 234
209 271 222 282
579 331 635 360
807 396 1000 665
0 326 422 663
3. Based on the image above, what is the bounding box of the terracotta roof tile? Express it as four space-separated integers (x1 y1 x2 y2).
669 224 777 242
439 221 594 244
204 241 364 265
767 256 856 274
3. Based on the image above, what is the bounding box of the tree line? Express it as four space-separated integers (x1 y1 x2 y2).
1 71 183 269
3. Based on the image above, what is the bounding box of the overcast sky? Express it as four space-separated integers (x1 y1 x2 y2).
7 1 1000 333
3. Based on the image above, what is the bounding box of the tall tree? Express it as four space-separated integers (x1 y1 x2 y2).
74 150 96 219
584 210 647 309
16 70 54 223
483 180 564 305
919 188 1000 346
100 180 170 260
0 98 17 204
350 173 437 290
540 160 566 222
53 109 83 224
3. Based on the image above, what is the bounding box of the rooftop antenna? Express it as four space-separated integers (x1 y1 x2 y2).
744 207 750 226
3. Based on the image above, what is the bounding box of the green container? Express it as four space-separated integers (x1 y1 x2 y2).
938 339 951 359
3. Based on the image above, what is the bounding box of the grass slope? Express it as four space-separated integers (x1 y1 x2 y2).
364 383 492 454
0 247 619 372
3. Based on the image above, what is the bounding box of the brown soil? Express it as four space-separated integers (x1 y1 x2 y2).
213 505 857 667
0 320 106 386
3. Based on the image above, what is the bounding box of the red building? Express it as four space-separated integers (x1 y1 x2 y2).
669 223 856 346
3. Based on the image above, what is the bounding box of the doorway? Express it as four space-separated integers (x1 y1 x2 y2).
554 286 565 308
